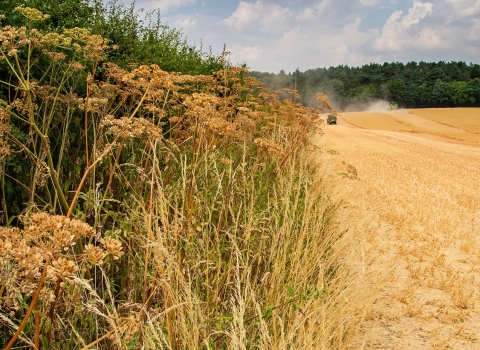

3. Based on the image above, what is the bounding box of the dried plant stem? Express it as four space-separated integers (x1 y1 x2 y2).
142 141 157 303
66 87 150 218
279 135 306 169
137 271 159 348
84 83 91 168
5 257 51 350
66 147 110 218
46 148 70 213
23 86 70 213
80 320 128 350
34 306 40 349
45 279 63 345
95 139 126 223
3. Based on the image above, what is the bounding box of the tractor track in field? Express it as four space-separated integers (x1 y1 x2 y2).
318 112 480 349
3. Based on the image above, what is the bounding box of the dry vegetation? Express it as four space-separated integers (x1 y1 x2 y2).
0 8 375 348
322 110 480 349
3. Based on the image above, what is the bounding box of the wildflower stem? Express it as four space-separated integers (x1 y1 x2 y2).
46 135 70 213
142 139 157 305
66 87 151 218
1 163 8 225
80 320 128 350
34 306 40 349
0 49 23 84
0 79 20 89
5 257 51 350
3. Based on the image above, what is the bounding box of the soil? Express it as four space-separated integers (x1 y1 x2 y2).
318 111 480 349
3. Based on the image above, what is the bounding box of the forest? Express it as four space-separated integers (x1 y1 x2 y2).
250 61 480 110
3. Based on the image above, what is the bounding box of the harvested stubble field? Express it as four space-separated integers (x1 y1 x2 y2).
319 108 480 349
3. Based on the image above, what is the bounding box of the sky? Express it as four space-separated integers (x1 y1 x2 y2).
123 0 480 73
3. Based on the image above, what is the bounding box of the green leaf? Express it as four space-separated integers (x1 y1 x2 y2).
63 180 71 193
285 284 295 297
218 313 233 320
7 215 16 226
262 306 273 320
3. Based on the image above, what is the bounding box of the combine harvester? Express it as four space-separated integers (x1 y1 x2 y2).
390 101 398 110
327 115 337 125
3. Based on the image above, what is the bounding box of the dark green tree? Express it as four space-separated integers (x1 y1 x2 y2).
387 80 406 105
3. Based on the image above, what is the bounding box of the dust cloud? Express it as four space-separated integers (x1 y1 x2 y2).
342 100 390 113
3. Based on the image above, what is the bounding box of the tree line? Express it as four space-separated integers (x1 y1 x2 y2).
250 61 480 110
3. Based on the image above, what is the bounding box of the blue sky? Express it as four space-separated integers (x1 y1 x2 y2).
124 0 480 73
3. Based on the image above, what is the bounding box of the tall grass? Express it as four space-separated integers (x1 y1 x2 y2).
0 8 373 348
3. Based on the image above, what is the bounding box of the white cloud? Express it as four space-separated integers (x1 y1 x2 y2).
155 0 480 72
173 16 197 28
223 1 292 33
373 1 434 52
444 0 480 17
227 15 372 72
406 1 434 24
473 17 480 27
223 2 257 30
229 44 265 65
414 28 444 49
295 7 315 21
360 0 384 6
155 0 197 12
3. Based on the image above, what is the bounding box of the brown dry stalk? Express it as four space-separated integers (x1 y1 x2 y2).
80 320 129 350
34 307 40 349
5 256 51 350
66 87 150 218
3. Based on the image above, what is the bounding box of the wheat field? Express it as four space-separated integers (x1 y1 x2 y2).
409 108 480 135
319 109 480 349
341 108 480 143
340 112 417 131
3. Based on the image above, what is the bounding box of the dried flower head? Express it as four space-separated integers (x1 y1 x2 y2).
40 32 70 47
254 138 283 157
84 244 105 264
0 237 13 255
15 7 50 21
101 237 124 260
52 257 79 278
0 108 11 163
237 107 250 113
78 97 109 113
63 27 91 41
101 115 163 140
315 92 338 116
39 287 56 303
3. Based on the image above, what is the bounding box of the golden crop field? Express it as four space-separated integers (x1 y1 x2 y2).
341 112 417 131
409 108 480 134
341 108 480 143
320 109 480 349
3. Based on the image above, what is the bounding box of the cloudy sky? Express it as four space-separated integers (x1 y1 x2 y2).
124 0 480 73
